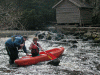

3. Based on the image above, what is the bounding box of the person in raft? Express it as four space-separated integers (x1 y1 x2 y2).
29 37 43 57
5 35 28 64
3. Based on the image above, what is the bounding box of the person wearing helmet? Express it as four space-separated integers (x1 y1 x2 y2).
29 37 43 57
5 35 28 65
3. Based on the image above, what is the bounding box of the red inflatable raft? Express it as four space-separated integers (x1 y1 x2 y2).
15 47 64 66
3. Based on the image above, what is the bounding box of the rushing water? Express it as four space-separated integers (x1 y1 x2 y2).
0 33 100 75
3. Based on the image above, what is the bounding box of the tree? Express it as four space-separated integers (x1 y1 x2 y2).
0 0 25 30
19 0 60 30
0 0 60 30
82 0 100 24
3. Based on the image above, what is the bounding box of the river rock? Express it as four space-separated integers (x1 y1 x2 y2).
47 59 60 66
96 64 100 70
38 34 45 39
80 56 89 61
94 38 100 43
84 31 92 37
70 45 77 48
82 37 88 41
68 40 78 43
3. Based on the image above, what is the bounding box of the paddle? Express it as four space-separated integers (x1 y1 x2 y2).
45 52 57 60
28 40 57 60
28 40 60 66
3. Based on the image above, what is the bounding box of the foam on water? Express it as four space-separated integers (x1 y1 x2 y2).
0 33 100 75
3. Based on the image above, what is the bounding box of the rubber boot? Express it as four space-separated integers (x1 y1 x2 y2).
9 59 14 65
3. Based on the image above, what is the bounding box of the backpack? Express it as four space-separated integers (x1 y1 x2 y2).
11 35 22 42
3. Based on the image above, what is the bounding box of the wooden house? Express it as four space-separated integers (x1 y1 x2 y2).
52 0 93 26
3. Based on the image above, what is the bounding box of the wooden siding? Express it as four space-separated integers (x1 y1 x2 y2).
56 0 80 23
80 8 93 24
98 13 100 23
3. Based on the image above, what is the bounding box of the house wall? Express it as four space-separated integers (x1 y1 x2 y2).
98 13 100 23
80 8 93 24
56 0 80 24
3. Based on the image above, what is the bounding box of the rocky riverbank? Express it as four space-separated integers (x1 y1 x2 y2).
1 26 100 43
53 25 100 43
55 25 100 34
0 30 37 37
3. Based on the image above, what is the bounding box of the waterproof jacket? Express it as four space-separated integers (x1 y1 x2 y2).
5 36 27 53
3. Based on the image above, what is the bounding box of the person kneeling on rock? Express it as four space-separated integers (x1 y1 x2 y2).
5 35 28 65
29 37 43 57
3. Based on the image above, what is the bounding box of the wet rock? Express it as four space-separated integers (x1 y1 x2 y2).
88 36 95 40
55 33 66 41
61 69 84 75
70 45 77 48
80 56 89 61
61 34 65 39
36 31 66 41
91 43 99 47
47 59 60 66
94 38 100 43
61 39 68 42
82 37 88 41
38 34 45 39
69 40 78 43
0 67 15 73
93 61 99 66
70 70 84 75
55 37 61 41
84 32 92 37
96 64 100 70
46 36 52 40
73 33 80 36
92 32 100 38
83 32 96 40
75 36 80 39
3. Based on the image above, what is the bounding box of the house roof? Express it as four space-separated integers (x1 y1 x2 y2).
52 0 93 8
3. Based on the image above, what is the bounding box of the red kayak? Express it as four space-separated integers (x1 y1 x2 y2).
15 47 64 66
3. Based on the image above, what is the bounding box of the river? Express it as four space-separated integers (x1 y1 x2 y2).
0 32 100 75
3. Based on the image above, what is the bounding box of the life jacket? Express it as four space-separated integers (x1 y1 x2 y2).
31 43 39 54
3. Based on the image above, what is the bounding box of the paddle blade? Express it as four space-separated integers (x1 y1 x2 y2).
46 52 57 60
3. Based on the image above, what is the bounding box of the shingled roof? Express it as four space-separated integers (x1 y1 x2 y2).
52 0 93 8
